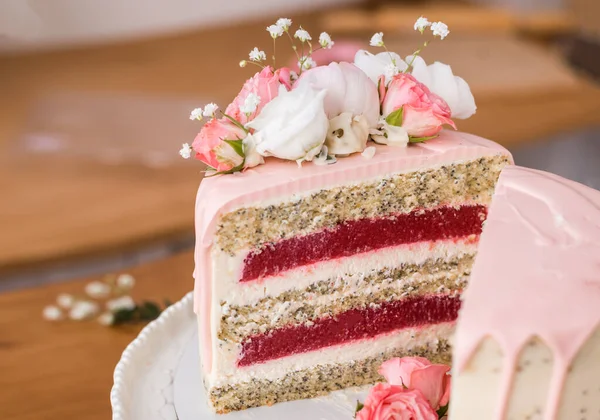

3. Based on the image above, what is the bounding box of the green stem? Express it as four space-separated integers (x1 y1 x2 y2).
272 38 276 67
220 111 249 133
382 44 396 66
285 30 300 61
246 60 266 70
404 41 429 73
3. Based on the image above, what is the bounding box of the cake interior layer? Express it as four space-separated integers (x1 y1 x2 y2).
210 327 453 413
241 204 486 282
238 294 461 367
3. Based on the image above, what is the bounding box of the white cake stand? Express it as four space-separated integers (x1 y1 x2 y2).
111 292 369 420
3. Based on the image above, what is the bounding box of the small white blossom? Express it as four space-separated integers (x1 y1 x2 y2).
106 295 136 312
431 21 449 39
248 47 266 62
290 71 299 81
97 312 115 326
319 32 334 49
240 93 261 114
43 305 63 321
239 60 247 68
414 16 431 33
189 107 203 121
202 103 219 118
294 28 311 42
276 18 292 31
384 63 399 80
85 281 111 299
370 32 384 47
298 56 316 71
179 143 192 159
361 146 376 159
56 293 75 309
69 300 99 321
267 24 284 38
116 273 136 290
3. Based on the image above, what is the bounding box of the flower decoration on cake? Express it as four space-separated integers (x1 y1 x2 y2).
180 17 476 175
355 357 452 419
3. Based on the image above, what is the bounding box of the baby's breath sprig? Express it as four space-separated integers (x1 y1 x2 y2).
404 17 449 73
369 32 398 69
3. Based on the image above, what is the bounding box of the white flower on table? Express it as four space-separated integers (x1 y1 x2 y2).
97 312 115 326
179 143 192 159
239 93 261 115
69 300 99 321
116 273 136 290
56 293 75 309
370 32 384 47
85 281 111 299
294 28 311 42
43 305 63 321
267 24 283 38
414 16 431 33
246 83 329 163
319 32 334 49
106 295 136 312
408 55 476 119
189 107 203 121
276 18 292 31
354 50 408 86
431 21 449 39
202 103 219 118
248 47 266 62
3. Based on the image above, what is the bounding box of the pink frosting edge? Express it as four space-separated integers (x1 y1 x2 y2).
453 165 600 419
193 130 513 374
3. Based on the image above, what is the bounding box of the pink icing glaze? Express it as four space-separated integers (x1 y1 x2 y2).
193 130 512 373
453 166 600 420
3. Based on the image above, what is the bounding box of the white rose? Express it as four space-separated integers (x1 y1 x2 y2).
295 62 380 129
325 113 369 155
408 55 476 119
241 134 264 169
354 50 408 86
246 84 328 163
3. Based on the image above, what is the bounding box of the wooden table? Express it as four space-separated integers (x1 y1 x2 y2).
0 251 194 420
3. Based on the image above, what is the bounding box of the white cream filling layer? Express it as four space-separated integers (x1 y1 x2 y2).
206 321 455 388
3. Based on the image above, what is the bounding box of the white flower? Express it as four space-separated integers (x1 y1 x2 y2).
408 56 476 119
325 113 369 155
239 93 261 114
97 312 114 326
431 21 449 39
290 71 299 81
319 32 334 49
371 122 409 147
298 56 316 71
362 146 376 159
56 293 75 309
414 16 431 33
189 107 203 121
354 50 408 85
248 47 266 62
43 305 63 321
202 103 219 117
239 60 247 68
369 32 384 47
246 84 328 162
242 134 264 169
294 28 311 42
267 24 284 38
276 18 292 31
296 62 380 128
116 273 135 289
106 295 136 312
85 281 111 299
179 143 192 159
69 300 99 321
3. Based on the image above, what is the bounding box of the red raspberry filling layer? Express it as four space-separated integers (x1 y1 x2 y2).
238 294 461 367
241 205 486 282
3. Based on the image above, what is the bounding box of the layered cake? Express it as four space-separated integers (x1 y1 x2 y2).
182 17 600 418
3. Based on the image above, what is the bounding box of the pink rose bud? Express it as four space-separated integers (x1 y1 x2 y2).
192 118 246 172
356 383 438 420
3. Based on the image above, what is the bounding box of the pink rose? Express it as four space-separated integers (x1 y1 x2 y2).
379 357 451 410
225 66 293 124
381 73 456 138
192 118 246 172
356 384 438 420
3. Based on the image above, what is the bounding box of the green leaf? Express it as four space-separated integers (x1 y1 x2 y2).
385 107 403 127
112 307 136 325
409 134 438 143
437 404 449 418
139 301 161 321
223 139 245 158
355 401 364 415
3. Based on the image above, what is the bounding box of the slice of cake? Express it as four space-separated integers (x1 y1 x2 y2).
450 166 600 419
193 131 512 412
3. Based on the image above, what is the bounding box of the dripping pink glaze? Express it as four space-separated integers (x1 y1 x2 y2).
193 130 512 374
453 166 600 420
